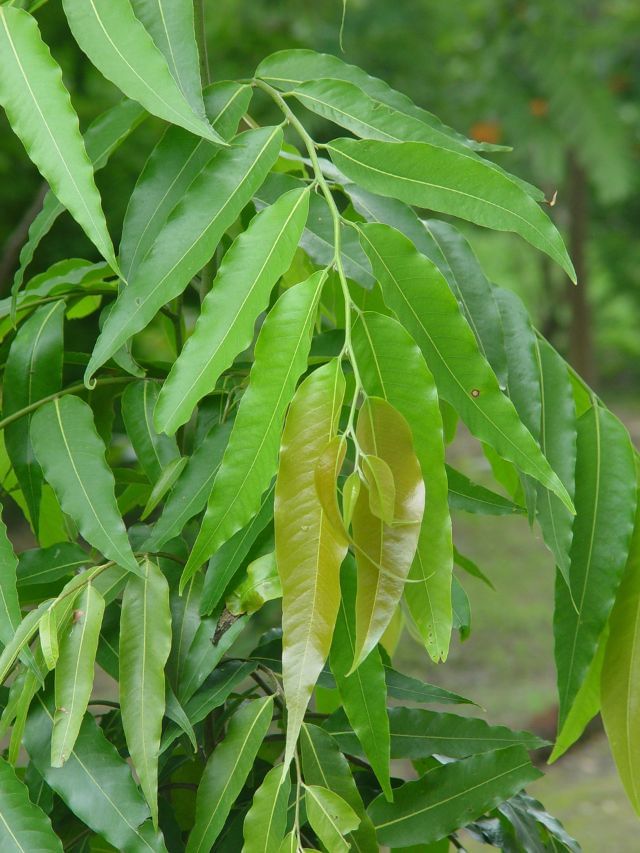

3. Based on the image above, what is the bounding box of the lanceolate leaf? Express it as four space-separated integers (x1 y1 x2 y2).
182 271 325 589
187 697 274 853
13 99 146 296
177 613 247 704
242 764 291 853
119 81 251 279
0 756 62 852
368 746 541 848
326 706 545 759
276 358 347 767
554 406 637 728
119 558 171 828
30 396 141 576
300 723 378 853
3 301 64 534
86 126 282 383
359 222 573 511
51 584 105 767
351 397 424 667
130 0 204 115
144 418 233 552
156 186 310 433
353 311 453 661
329 139 575 278
602 484 640 815
0 6 117 271
61 0 224 144
0 506 21 649
304 785 360 853
121 381 180 482
25 696 163 852
17 543 88 602
330 560 392 800
445 465 525 516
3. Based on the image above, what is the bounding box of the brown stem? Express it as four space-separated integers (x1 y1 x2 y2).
0 183 48 294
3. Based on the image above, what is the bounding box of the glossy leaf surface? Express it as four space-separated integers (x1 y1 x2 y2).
122 380 180 483
242 764 291 853
304 785 360 853
0 755 62 852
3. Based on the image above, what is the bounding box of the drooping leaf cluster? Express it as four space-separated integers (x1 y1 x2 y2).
0 3 637 851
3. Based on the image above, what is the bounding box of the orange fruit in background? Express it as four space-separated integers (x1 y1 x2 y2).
529 97 549 117
469 120 502 144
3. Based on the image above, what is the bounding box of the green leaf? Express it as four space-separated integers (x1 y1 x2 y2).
121 381 180 482
61 0 224 145
384 667 474 707
368 746 542 847
256 49 495 155
304 785 360 853
352 311 453 661
119 558 171 828
177 613 247 704
25 696 163 852
326 706 545 759
361 454 396 525
0 601 51 685
182 271 325 589
300 723 378 853
200 482 274 615
454 547 495 590
445 464 525 516
13 99 146 297
227 551 281 616
120 81 251 279
17 543 88 602
3 302 64 535
0 506 21 649
352 397 424 668
532 337 577 585
275 358 347 767
39 607 59 670
330 560 391 800
86 126 282 383
144 419 233 552
329 139 574 278
0 6 117 271
155 186 310 433
359 222 574 511
129 0 203 115
0 755 62 852
602 483 640 814
30 396 141 576
554 406 637 728
187 696 274 853
140 455 188 519
242 764 291 853
51 583 105 767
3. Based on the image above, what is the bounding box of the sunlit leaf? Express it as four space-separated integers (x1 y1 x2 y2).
242 764 291 853
304 785 360 853
0 506 21 649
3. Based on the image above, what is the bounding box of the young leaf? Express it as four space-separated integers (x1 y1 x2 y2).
329 139 575 278
25 696 162 852
86 126 282 383
300 724 378 853
359 222 574 511
182 271 325 589
39 607 59 670
0 756 62 852
330 560 392 800
242 764 291 853
0 601 51 685
0 6 117 271
30 396 141 576
326 706 545 759
353 311 453 661
445 464 525 516
275 358 347 767
130 0 204 115
51 583 105 767
187 696 274 853
121 380 180 482
144 419 233 552
0 506 21 649
119 557 171 828
13 99 146 297
368 746 541 848
227 551 281 616
61 0 224 144
156 186 310 433
602 484 640 815
351 397 424 668
554 406 636 728
3 301 64 534
304 785 360 853
120 81 251 279
361 454 396 525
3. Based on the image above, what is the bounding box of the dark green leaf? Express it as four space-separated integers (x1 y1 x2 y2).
0 755 62 852
121 381 180 483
